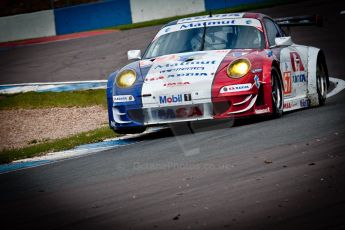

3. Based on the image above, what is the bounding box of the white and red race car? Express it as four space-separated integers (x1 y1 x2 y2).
106 12 329 134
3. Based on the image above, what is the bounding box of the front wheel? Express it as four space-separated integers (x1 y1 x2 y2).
271 66 284 118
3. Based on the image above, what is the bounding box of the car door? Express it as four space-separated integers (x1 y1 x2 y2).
263 18 308 101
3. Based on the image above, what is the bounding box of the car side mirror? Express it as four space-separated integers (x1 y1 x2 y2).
127 50 141 60
275 36 293 46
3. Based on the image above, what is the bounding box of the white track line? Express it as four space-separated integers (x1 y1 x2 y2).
328 77 345 98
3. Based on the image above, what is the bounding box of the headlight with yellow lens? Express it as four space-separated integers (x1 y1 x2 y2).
116 69 137 88
227 59 251 79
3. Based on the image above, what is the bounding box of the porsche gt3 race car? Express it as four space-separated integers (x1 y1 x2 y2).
106 12 329 134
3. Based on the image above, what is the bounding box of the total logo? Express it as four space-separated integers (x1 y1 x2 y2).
159 94 192 104
292 73 306 83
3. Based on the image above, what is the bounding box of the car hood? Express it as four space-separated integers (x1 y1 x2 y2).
136 49 258 106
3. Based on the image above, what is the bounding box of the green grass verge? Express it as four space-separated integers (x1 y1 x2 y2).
107 0 297 31
0 89 107 110
0 126 117 164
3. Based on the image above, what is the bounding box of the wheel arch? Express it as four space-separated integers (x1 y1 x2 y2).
307 47 329 106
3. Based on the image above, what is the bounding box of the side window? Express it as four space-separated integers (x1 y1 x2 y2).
263 18 280 46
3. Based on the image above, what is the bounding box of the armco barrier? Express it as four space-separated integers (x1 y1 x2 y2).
205 0 266 10
130 0 205 23
54 0 132 35
0 10 56 43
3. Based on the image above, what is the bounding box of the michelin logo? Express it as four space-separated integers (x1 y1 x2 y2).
113 95 135 103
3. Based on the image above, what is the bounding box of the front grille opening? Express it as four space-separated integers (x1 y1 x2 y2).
213 101 231 115
256 86 265 106
127 109 145 123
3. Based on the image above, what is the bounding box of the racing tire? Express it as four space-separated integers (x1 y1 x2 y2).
316 55 328 106
113 126 146 134
271 66 284 118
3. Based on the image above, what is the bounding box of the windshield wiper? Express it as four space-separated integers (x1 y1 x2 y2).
199 22 207 51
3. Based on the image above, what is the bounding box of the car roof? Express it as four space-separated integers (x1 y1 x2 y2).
162 12 267 28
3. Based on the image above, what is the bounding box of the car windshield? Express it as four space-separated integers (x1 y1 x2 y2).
143 25 265 59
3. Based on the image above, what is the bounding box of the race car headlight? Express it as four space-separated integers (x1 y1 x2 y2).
227 59 251 79
116 69 137 88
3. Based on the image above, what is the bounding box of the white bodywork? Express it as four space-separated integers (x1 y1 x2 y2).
279 43 321 111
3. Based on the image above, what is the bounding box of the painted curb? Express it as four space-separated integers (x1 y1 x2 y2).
0 80 107 94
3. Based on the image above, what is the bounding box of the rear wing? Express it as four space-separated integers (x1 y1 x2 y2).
275 15 323 27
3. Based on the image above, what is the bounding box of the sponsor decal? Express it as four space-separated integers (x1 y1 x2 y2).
300 99 310 108
220 83 252 93
142 50 229 106
167 72 208 78
254 75 260 88
154 60 217 69
283 101 298 109
283 71 292 95
180 20 237 29
265 49 273 57
255 108 270 114
290 52 305 71
292 73 306 83
160 66 205 74
251 68 262 73
231 52 248 58
113 95 135 103
154 54 179 63
156 18 261 38
145 76 165 82
163 82 190 87
159 93 192 104
177 13 244 23
139 60 153 68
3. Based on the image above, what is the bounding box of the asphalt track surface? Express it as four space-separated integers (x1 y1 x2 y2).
1 0 345 229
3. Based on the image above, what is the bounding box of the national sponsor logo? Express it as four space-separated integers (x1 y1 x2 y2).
220 83 252 93
163 82 190 87
113 95 135 103
159 93 192 104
